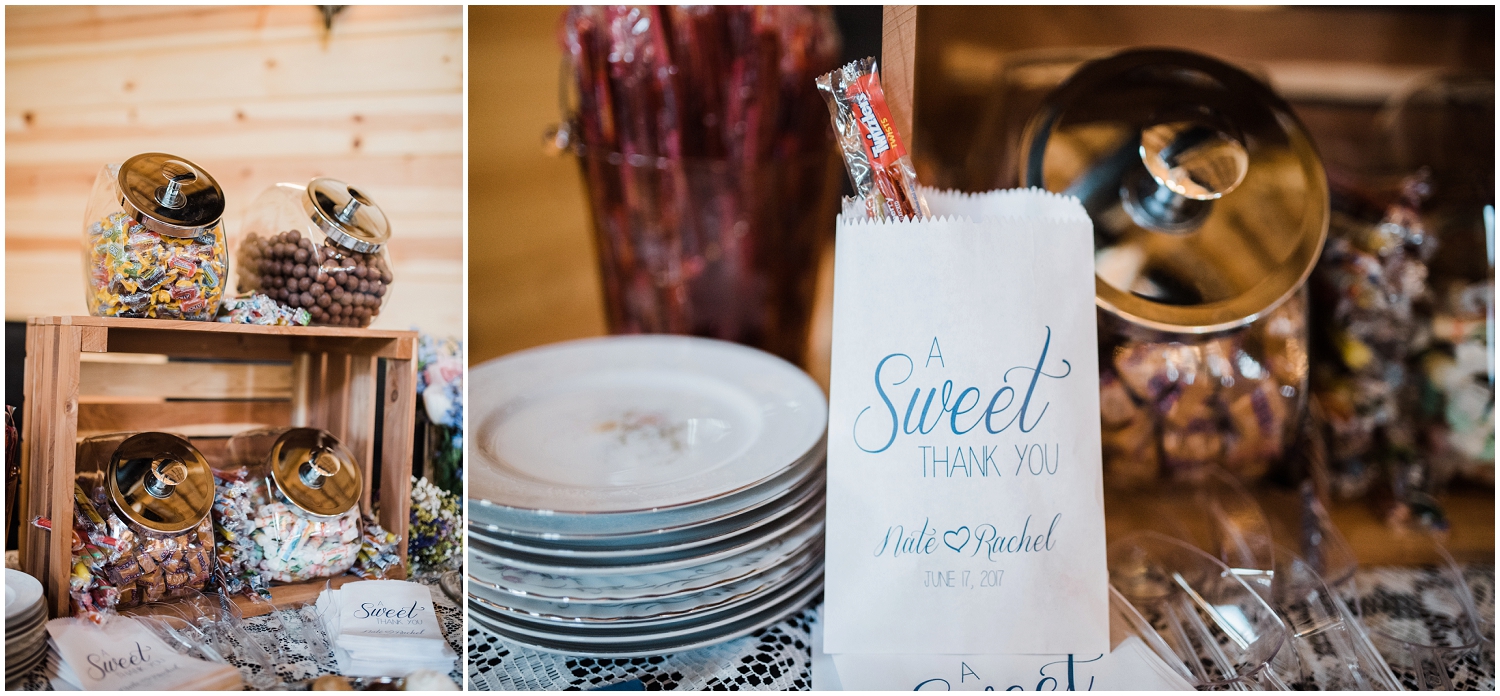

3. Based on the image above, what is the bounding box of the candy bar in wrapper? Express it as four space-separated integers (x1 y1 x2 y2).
817 57 929 220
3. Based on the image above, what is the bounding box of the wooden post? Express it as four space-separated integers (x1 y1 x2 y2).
380 354 418 570
882 5 919 155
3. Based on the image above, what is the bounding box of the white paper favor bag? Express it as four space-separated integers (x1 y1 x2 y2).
824 188 1109 655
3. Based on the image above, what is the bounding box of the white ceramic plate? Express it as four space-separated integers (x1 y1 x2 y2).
4 615 44 648
469 511 823 604
468 568 823 658
468 468 824 559
469 495 823 576
469 335 827 517
469 540 822 625
5 570 43 621
471 443 824 539
5 606 44 639
470 562 821 643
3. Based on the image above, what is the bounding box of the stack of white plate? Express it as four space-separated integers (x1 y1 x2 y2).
6 569 48 684
468 335 827 657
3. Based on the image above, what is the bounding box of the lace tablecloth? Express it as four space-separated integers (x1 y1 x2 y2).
12 575 462 691
469 567 1496 691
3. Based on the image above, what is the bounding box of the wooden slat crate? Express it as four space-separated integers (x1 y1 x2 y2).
19 315 418 618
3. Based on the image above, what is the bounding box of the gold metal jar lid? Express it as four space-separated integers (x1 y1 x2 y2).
267 428 362 517
1021 49 1329 335
304 178 391 253
117 153 225 238
107 432 213 534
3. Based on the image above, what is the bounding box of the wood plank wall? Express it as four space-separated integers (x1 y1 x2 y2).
5 6 463 339
468 6 605 366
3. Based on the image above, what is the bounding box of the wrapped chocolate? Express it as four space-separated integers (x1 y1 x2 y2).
234 179 393 328
66 432 218 620
213 428 364 585
81 153 228 320
817 57 929 220
1020 49 1327 485
1311 175 1435 498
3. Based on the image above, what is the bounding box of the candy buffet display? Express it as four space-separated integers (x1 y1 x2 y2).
213 427 365 589
235 179 394 328
1020 49 1328 486
81 153 228 320
64 432 218 620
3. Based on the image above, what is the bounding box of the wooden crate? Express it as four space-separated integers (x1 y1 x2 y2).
19 315 418 618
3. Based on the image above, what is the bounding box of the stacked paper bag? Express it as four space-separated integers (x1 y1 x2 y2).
46 616 243 691
317 579 457 677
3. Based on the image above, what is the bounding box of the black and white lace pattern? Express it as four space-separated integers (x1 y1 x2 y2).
468 601 817 691
13 575 462 691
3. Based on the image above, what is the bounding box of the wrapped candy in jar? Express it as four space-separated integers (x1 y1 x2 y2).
81 153 228 320
214 427 364 585
234 178 394 328
70 433 217 618
1020 49 1327 485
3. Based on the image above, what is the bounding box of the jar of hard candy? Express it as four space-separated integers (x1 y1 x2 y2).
234 178 393 328
81 153 228 320
213 427 363 588
70 432 217 617
1021 49 1328 486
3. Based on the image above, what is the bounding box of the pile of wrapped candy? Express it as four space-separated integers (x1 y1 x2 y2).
250 502 360 583
407 476 461 574
1311 174 1434 498
44 484 214 623
85 211 226 320
210 476 269 596
215 292 311 326
351 513 403 579
1099 294 1306 485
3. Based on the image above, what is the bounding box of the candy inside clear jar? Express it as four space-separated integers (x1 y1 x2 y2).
1021 49 1328 486
214 427 363 588
71 432 217 619
234 179 393 328
81 153 228 320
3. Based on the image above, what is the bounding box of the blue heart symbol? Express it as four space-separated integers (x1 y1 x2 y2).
943 526 971 554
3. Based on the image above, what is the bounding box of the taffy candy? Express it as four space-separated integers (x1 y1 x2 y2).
85 211 227 320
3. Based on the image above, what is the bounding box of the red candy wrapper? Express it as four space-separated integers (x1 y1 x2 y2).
816 57 929 220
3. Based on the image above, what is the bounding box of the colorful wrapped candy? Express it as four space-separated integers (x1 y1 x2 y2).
213 427 367 586
80 154 228 321
216 292 311 326
60 433 219 621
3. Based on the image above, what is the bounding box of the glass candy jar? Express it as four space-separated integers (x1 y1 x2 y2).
71 433 217 614
234 179 394 328
82 153 229 320
214 427 363 587
1021 49 1328 486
